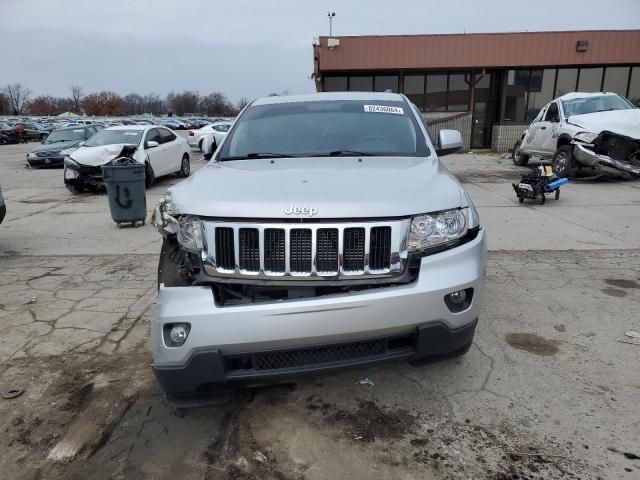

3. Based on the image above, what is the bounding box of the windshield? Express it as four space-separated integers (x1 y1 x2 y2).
562 95 633 117
83 129 143 147
219 99 428 160
45 128 87 144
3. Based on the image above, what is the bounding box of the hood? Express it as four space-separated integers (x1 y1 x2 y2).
567 109 640 139
169 156 465 219
31 139 79 153
69 143 140 166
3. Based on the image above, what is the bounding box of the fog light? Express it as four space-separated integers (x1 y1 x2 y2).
444 288 473 313
166 323 190 346
448 290 467 304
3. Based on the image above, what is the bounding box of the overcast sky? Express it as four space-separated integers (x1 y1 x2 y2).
2 0 639 102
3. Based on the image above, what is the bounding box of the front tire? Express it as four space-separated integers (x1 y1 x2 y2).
66 184 84 195
177 154 190 178
512 140 530 166
552 145 576 178
145 162 155 188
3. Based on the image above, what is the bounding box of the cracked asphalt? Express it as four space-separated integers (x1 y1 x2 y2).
1 141 639 479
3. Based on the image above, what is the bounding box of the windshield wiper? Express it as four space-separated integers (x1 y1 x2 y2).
220 152 298 161
329 150 374 156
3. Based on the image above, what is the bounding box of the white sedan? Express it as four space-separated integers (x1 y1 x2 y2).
201 121 233 160
63 125 191 193
187 122 231 150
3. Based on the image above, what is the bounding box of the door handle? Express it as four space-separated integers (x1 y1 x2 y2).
540 126 547 130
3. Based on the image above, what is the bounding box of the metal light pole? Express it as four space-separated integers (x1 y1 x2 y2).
327 12 335 37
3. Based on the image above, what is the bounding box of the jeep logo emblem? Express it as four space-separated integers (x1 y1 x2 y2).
284 205 318 217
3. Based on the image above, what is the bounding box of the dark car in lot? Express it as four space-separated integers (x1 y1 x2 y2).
26 125 99 168
11 122 49 141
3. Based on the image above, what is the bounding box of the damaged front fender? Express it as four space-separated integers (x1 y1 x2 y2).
151 195 179 237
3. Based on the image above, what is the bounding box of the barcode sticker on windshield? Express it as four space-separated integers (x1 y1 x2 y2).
364 105 404 114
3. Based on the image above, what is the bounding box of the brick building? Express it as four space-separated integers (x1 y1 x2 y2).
312 30 640 152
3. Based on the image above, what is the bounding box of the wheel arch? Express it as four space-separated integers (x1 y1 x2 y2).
556 134 573 149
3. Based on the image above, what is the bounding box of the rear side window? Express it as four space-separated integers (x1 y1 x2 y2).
158 128 177 144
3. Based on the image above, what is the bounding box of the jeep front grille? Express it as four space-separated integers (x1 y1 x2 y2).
201 219 410 280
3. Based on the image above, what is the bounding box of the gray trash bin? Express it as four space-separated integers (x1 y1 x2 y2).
102 157 147 228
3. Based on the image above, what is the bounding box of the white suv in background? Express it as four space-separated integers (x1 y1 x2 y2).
513 92 640 179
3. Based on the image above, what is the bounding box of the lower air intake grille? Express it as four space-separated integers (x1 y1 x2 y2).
223 336 416 372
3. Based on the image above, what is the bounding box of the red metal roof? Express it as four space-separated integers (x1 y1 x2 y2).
315 30 640 72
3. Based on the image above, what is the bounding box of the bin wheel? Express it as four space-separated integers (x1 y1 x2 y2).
518 197 524 203
555 189 560 200
540 194 546 205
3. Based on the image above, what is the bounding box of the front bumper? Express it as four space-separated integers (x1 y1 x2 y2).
152 229 486 396
64 163 105 190
573 143 640 178
27 154 64 167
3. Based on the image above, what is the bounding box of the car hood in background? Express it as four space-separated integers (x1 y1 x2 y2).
31 140 79 153
169 156 465 219
68 143 141 166
567 109 640 139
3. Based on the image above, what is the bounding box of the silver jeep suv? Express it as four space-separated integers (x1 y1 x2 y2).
152 92 486 405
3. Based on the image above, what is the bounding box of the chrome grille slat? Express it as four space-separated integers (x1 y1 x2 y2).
202 219 410 281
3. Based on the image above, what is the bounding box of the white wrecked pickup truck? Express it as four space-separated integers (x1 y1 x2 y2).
513 92 640 179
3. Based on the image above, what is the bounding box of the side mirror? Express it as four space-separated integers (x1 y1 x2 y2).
146 140 159 149
436 129 463 157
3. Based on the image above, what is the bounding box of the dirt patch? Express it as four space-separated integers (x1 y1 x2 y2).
553 324 566 332
505 333 559 356
601 287 628 298
315 398 415 443
605 278 639 289
202 404 304 480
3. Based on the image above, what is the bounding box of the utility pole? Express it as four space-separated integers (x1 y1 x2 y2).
327 12 335 37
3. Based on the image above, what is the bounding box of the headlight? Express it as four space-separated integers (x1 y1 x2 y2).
63 156 78 168
408 208 468 252
574 131 598 144
177 215 203 252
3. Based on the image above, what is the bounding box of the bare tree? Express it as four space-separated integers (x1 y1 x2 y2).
70 85 83 113
4 83 32 115
237 97 251 111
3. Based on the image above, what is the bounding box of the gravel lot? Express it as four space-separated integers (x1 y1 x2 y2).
0 139 639 479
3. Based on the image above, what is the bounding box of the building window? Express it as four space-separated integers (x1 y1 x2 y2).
448 74 470 111
404 75 425 110
629 67 640 106
349 76 373 91
528 69 556 119
504 69 531 123
577 67 604 92
425 74 448 111
374 75 398 92
602 67 630 96
324 76 347 92
555 68 578 97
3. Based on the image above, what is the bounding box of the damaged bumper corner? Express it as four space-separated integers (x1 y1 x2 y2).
573 143 640 178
